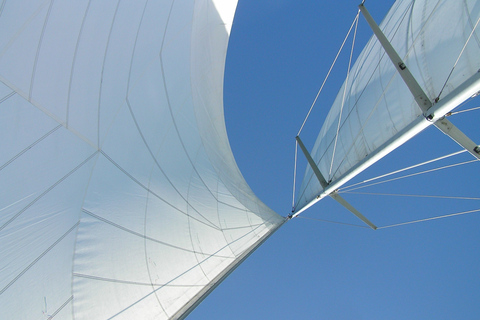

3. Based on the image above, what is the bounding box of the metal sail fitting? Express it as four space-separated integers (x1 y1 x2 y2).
358 3 432 114
295 136 377 230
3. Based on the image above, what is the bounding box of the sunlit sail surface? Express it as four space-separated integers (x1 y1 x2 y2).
0 1 284 319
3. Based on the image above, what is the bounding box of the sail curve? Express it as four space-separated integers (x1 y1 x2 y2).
0 1 284 319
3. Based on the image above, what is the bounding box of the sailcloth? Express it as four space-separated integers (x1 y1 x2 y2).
295 0 480 212
0 1 284 319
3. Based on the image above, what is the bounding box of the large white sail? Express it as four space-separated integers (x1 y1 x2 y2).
0 1 284 319
295 0 480 212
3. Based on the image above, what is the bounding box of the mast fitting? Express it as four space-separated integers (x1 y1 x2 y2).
425 113 434 121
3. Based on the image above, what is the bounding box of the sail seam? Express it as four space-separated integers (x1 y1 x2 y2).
29 0 54 101
0 0 50 60
0 222 79 295
96 0 121 148
0 124 62 171
99 150 222 230
81 208 233 257
174 217 287 320
187 144 216 280
130 91 248 218
124 97 223 229
65 0 91 128
159 4 238 219
466 0 480 47
0 75 99 149
0 0 5 19
127 1 171 315
105 221 275 319
0 90 15 103
0 151 98 232
73 273 213 287
46 295 73 320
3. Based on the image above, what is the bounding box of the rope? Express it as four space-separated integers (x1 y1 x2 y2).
340 150 466 191
297 11 361 136
329 11 360 178
436 14 480 101
377 209 480 229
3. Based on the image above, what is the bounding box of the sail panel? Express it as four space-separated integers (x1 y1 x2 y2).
0 0 284 319
296 0 480 211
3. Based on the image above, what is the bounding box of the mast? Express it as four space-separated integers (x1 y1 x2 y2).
295 0 480 214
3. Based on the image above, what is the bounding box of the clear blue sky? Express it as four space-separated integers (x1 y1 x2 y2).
190 1 480 319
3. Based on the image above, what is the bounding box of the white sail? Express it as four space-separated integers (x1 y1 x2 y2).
295 0 480 212
0 1 284 319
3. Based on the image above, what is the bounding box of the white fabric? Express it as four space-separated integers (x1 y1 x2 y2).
0 1 284 319
296 0 480 211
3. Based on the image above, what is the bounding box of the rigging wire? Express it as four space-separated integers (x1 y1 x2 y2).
377 209 480 229
296 215 369 229
340 159 477 193
298 209 480 230
436 14 480 101
327 1 416 180
329 11 360 178
293 10 362 211
293 4 480 227
292 140 298 212
297 12 361 136
340 150 466 191
340 191 480 201
447 105 480 116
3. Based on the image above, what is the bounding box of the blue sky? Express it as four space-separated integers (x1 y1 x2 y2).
190 1 480 319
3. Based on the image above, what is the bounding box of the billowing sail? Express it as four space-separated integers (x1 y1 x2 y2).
0 1 284 319
295 0 480 212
